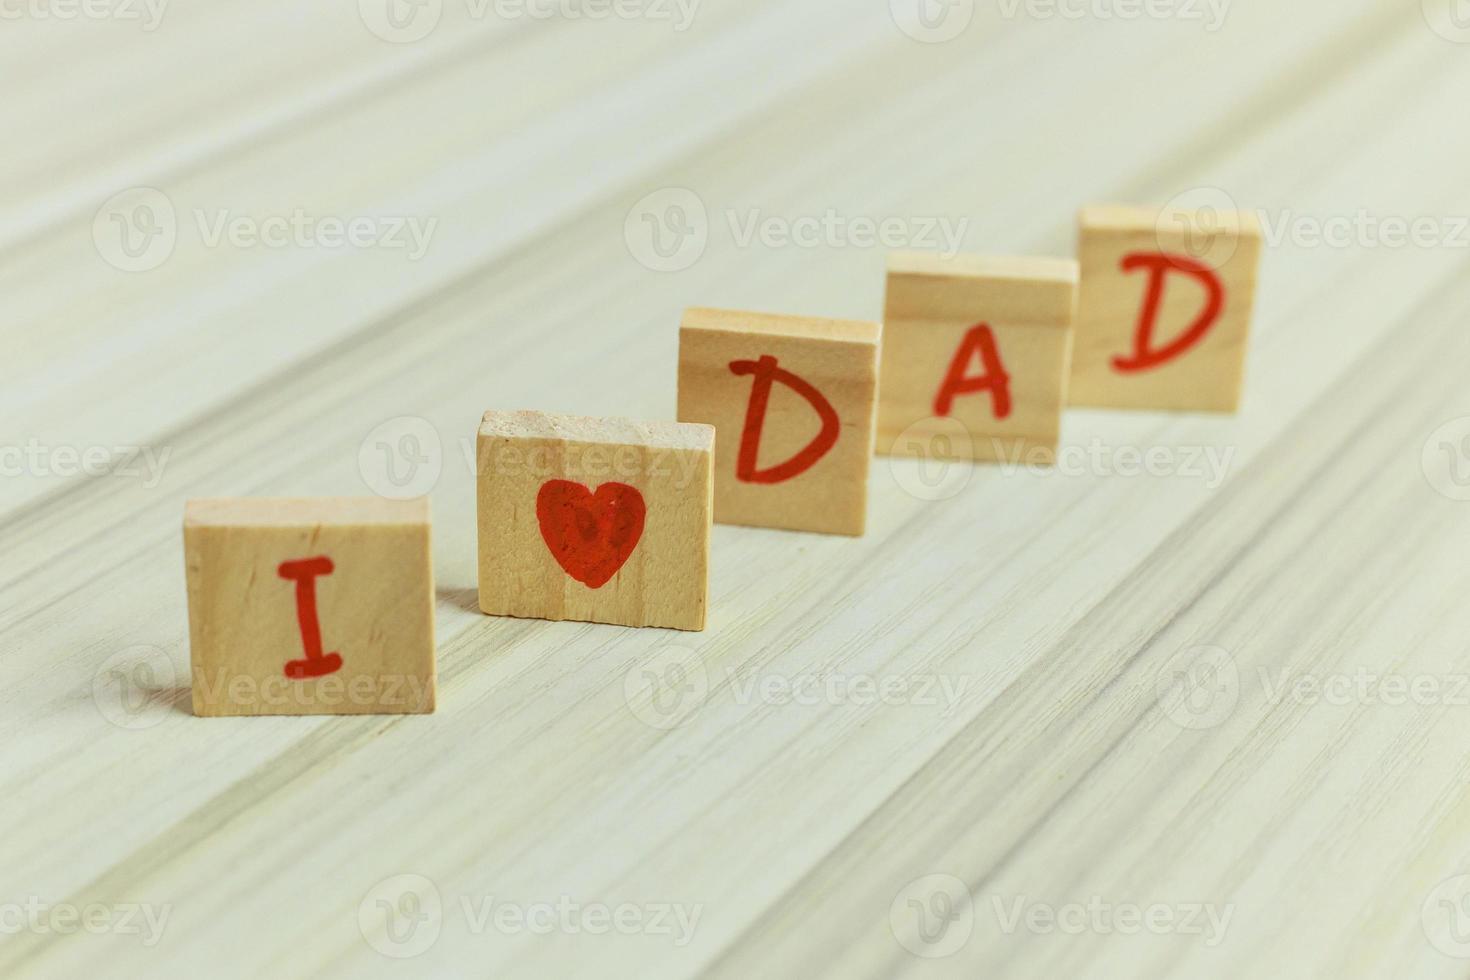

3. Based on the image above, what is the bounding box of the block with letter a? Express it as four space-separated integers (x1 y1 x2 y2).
183 497 435 716
476 410 714 631
879 252 1078 465
1071 204 1263 412
677 307 880 536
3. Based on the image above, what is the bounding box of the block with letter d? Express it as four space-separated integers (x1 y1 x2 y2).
1071 204 1263 412
184 497 435 716
677 307 881 536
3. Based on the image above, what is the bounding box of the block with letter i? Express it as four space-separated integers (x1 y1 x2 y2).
879 252 1078 465
184 497 435 717
1071 204 1263 412
477 410 714 631
678 307 880 536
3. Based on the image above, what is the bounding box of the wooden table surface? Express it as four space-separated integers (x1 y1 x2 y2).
5 1 1470 976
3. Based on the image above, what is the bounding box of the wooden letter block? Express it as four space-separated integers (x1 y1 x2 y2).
184 497 435 717
879 252 1078 464
1071 204 1264 412
477 410 713 631
677 307 880 536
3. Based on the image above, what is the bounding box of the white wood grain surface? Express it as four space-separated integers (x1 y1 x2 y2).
5 1 1470 976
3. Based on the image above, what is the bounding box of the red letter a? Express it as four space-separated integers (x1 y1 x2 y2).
933 323 1012 419
728 355 840 484
278 556 343 679
1112 252 1224 374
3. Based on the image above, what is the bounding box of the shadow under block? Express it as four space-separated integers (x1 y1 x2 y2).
879 252 1078 464
476 410 714 631
184 497 435 717
1071 204 1264 412
677 307 880 536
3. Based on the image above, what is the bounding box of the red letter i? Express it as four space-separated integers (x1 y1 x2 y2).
278 556 343 679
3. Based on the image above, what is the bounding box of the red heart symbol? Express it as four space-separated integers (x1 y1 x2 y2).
536 480 647 590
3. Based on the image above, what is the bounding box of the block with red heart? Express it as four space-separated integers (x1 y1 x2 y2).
476 410 714 631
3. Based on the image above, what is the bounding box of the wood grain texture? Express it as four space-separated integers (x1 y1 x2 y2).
5 1 1470 978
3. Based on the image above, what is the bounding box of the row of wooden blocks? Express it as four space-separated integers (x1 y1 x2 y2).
185 205 1263 716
